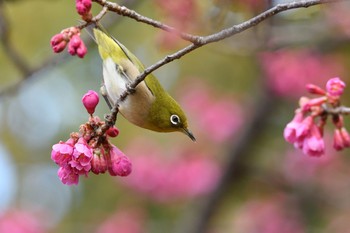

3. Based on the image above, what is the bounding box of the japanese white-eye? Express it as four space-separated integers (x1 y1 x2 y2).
93 28 195 141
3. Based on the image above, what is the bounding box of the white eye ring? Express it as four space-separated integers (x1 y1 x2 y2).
170 114 180 125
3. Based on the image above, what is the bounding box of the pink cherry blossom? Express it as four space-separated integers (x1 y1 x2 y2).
306 83 327 95
326 77 346 97
283 111 303 143
340 127 350 147
70 138 93 174
106 126 119 138
51 139 74 166
295 116 314 139
76 0 92 16
58 166 79 185
68 35 87 58
50 33 67 53
283 77 350 156
302 125 325 157
82 90 99 115
91 149 108 174
333 128 344 151
108 146 132 177
302 97 328 112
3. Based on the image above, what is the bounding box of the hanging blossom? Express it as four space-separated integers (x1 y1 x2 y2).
76 0 92 19
50 27 87 58
50 0 92 58
51 90 132 185
284 77 350 157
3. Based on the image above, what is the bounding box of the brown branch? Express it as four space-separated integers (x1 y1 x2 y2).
101 0 341 127
92 0 199 43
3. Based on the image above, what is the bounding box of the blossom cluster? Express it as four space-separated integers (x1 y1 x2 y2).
51 90 132 185
50 0 92 58
284 77 350 157
76 0 92 19
50 27 87 58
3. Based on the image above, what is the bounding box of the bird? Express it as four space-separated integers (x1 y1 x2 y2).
93 27 196 141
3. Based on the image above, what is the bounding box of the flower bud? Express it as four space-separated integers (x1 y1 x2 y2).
302 125 325 157
50 33 67 53
76 41 87 58
91 149 108 174
302 96 327 112
326 77 346 97
58 166 79 185
108 146 132 177
296 115 313 138
82 90 99 115
106 126 120 137
283 111 303 144
68 35 88 58
340 127 350 147
306 84 326 95
76 0 92 16
333 128 344 151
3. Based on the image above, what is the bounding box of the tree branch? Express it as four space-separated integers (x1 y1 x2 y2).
92 0 199 43
101 0 341 126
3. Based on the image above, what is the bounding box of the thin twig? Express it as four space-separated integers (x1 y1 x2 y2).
0 0 139 98
92 0 199 43
323 105 350 115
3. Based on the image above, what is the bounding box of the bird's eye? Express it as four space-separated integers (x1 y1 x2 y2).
170 114 180 125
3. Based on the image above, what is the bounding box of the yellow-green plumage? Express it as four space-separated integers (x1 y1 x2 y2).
93 28 195 141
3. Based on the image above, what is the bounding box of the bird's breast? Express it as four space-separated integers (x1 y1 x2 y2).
103 58 155 127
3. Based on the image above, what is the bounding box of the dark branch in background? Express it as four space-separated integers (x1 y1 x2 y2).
0 0 31 76
192 84 275 233
0 0 139 98
92 0 199 43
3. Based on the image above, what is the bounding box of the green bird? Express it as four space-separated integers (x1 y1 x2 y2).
93 28 195 141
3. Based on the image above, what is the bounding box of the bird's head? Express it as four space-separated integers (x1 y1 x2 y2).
146 95 196 141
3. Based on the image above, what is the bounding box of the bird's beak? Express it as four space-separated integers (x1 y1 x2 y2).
182 128 196 142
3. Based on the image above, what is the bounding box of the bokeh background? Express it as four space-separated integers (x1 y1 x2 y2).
1 0 350 232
